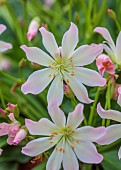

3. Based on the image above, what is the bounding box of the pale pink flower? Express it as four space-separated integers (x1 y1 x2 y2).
97 103 121 159
21 23 106 106
96 54 115 76
27 18 40 42
22 104 106 169
94 27 121 65
0 113 26 145
0 148 3 155
0 57 11 70
0 24 12 52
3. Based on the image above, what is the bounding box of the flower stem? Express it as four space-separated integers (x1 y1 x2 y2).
0 71 21 83
68 0 73 21
88 87 100 125
0 88 6 109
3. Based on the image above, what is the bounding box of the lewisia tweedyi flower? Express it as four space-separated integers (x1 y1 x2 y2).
94 27 121 65
22 104 106 169
21 23 106 106
96 54 115 76
0 24 12 52
97 103 121 159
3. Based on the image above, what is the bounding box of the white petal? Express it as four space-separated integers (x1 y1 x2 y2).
71 44 103 66
47 74 64 106
74 141 103 164
66 104 84 129
62 22 78 58
65 75 93 103
22 137 56 156
74 67 106 87
94 27 116 54
102 44 114 57
21 68 54 94
0 24 6 35
118 146 121 159
63 142 79 170
25 118 58 136
116 31 121 63
0 41 12 53
97 103 121 122
48 104 66 128
46 138 64 170
118 87 121 106
39 27 59 59
21 45 54 67
74 126 106 142
97 124 121 145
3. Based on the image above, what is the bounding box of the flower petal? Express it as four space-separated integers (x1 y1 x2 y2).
46 138 64 170
0 41 12 53
118 146 121 159
21 68 54 94
74 141 103 164
71 44 103 66
21 45 54 67
47 74 64 106
65 75 93 103
25 118 58 136
97 103 121 122
62 22 78 58
22 137 56 157
63 142 79 170
116 31 121 64
74 67 106 87
94 27 116 53
0 24 6 35
39 27 59 59
97 124 121 145
74 126 106 142
66 104 84 129
118 87 121 106
48 104 66 128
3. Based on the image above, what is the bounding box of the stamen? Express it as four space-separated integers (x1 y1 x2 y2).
70 145 74 150
70 73 75 76
70 57 73 62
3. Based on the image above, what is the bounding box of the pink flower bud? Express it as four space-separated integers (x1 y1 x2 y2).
12 128 27 145
96 54 115 76
7 102 17 112
64 84 70 95
0 148 3 155
0 108 7 117
0 58 11 71
27 17 40 42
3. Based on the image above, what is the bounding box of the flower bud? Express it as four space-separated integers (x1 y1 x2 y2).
64 84 75 99
108 9 116 20
13 128 27 145
0 108 7 117
27 17 40 42
6 103 20 118
19 58 26 68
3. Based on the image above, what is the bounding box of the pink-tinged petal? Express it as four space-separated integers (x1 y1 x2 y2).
74 67 106 87
118 87 121 106
25 118 58 136
97 103 121 122
0 41 12 53
97 124 121 145
66 75 93 104
21 45 54 67
62 22 78 58
46 138 64 170
71 44 103 66
27 20 39 42
48 104 66 128
94 27 115 53
22 137 56 157
47 74 64 106
63 142 79 170
21 68 54 94
0 123 10 136
0 148 3 155
116 31 121 63
66 104 84 129
39 27 59 59
102 44 114 57
7 136 14 145
0 24 6 35
12 129 27 145
118 146 121 159
74 141 103 164
74 126 106 142
8 113 16 122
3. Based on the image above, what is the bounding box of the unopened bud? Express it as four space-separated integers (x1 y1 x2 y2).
74 12 80 24
64 84 75 99
27 17 40 42
0 108 7 117
6 103 20 118
108 9 116 20
19 58 26 68
13 128 27 145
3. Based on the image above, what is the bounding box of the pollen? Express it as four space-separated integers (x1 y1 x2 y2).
59 148 65 152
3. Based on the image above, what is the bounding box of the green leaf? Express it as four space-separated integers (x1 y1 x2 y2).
32 161 46 170
101 150 121 170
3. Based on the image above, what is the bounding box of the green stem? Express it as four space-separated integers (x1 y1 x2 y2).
88 87 100 125
0 88 6 109
68 0 73 21
0 71 20 83
106 80 111 126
